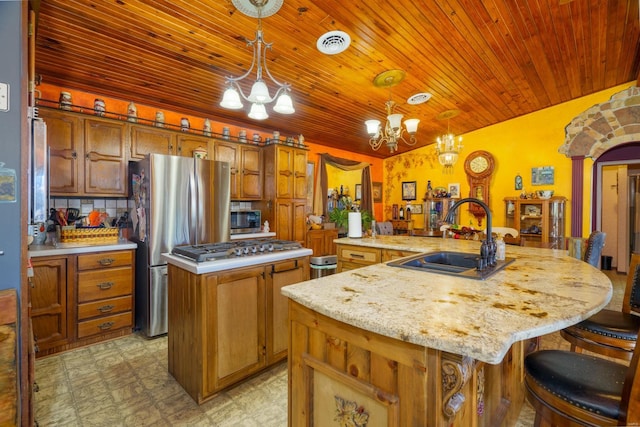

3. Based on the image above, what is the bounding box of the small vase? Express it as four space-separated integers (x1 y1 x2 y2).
127 102 137 122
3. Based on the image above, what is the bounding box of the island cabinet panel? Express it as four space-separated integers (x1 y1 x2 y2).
30 256 72 354
168 256 309 404
213 267 266 390
288 301 525 427
266 259 309 364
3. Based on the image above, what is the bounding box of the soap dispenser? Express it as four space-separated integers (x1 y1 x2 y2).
495 234 506 261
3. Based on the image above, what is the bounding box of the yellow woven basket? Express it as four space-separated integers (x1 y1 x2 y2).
60 227 119 244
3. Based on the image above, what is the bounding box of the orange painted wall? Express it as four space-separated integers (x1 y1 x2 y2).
38 83 385 219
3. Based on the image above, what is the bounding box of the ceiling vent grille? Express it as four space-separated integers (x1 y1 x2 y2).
407 92 433 105
317 31 351 55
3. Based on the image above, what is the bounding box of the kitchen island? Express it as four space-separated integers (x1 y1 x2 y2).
282 236 612 426
163 245 312 404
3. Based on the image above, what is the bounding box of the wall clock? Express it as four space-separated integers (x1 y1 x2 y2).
463 150 495 225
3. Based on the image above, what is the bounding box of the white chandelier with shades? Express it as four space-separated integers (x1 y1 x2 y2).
219 0 294 120
435 109 464 173
364 70 421 153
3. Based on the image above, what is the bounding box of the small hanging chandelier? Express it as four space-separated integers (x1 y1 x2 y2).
435 110 463 174
220 0 294 120
364 70 420 153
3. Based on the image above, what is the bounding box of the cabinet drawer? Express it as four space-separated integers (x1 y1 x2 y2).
77 312 132 338
382 249 419 262
77 251 132 271
77 267 133 302
78 296 132 320
338 245 381 265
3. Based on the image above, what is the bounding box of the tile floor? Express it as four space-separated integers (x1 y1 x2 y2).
34 270 626 427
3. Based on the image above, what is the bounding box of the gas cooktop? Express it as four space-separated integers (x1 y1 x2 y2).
171 239 303 263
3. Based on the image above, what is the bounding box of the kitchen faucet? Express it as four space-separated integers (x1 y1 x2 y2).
444 198 497 270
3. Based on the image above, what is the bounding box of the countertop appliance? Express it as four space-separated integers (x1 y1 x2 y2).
129 154 231 337
172 239 302 262
230 209 261 235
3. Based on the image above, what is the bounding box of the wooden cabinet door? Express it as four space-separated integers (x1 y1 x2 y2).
306 230 325 256
30 257 71 353
130 124 174 159
84 118 128 196
266 258 308 364
275 146 294 198
275 199 293 241
176 134 210 158
214 141 240 199
293 148 308 199
211 266 266 390
292 200 307 244
239 145 263 199
323 229 338 255
41 109 82 194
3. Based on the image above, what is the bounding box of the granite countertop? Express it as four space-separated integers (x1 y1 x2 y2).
163 247 313 274
281 236 612 364
29 241 138 257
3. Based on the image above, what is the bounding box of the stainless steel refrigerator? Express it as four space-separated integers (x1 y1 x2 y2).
129 154 231 337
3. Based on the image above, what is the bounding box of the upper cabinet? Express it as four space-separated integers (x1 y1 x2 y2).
214 140 263 200
41 108 127 197
130 125 175 159
273 145 307 199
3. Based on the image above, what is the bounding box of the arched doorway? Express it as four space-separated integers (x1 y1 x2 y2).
559 85 640 271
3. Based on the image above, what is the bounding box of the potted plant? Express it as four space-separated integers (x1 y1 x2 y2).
329 207 350 235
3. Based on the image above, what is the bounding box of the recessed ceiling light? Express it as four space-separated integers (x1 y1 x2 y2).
317 31 351 55
407 92 432 105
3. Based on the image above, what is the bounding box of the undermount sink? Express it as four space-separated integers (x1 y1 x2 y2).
388 251 515 280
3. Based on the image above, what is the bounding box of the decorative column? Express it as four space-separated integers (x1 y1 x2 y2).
571 156 584 237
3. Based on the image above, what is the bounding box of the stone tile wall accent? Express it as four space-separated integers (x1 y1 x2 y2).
559 86 640 158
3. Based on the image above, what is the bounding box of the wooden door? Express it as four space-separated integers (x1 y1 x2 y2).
214 141 240 199
266 259 308 364
30 257 71 353
84 118 127 196
41 108 82 194
129 124 174 159
176 134 210 158
211 266 266 390
239 145 263 199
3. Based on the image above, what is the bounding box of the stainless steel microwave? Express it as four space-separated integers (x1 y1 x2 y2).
230 210 261 234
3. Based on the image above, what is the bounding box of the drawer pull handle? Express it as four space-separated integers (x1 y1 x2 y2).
99 258 115 266
98 304 115 313
98 321 115 330
97 282 114 290
349 253 365 259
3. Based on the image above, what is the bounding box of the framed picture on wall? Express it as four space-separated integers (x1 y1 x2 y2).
448 183 461 198
402 181 417 201
355 184 362 201
372 182 382 202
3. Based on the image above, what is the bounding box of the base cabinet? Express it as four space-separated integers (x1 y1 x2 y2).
30 256 72 354
336 244 418 272
30 249 135 357
167 256 309 404
305 229 338 256
289 301 525 426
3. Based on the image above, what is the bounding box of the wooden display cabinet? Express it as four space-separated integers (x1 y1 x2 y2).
504 197 567 247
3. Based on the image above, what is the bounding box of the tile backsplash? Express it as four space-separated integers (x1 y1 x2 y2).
51 197 134 224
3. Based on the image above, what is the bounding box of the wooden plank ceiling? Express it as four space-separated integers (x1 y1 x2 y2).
33 0 640 159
